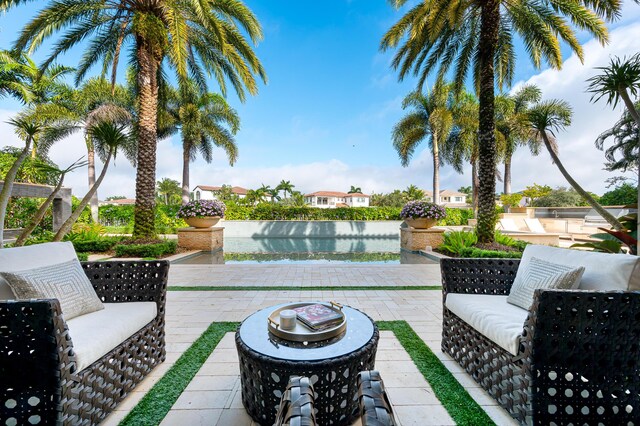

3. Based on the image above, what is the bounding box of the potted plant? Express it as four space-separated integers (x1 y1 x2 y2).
400 200 446 229
177 200 226 228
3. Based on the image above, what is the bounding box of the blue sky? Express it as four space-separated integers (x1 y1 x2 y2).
1 1 639 198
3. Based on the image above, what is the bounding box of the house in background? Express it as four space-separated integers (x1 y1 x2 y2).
423 189 467 206
100 198 136 206
304 191 371 208
193 185 248 201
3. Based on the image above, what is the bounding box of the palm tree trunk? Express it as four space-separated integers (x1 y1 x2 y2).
132 40 160 239
0 138 32 249
433 134 440 205
541 133 623 230
472 159 479 216
15 174 65 246
182 141 191 204
504 155 512 194
618 89 640 252
54 152 112 241
476 0 500 243
87 137 99 223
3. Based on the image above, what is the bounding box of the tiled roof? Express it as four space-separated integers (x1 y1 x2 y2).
304 191 348 198
344 192 370 198
108 198 136 204
422 189 466 197
194 185 248 195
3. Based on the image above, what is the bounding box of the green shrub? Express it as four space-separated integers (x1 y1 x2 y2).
459 247 522 258
65 222 107 241
77 252 89 261
71 236 123 253
440 231 478 255
439 208 474 226
494 231 528 251
114 241 177 258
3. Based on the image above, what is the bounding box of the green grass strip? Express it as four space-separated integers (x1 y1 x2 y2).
168 285 442 291
119 322 239 426
378 321 495 426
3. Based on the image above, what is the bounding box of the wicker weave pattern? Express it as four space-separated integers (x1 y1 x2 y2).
441 258 640 425
1 260 168 426
357 370 396 426
273 376 318 426
236 322 379 426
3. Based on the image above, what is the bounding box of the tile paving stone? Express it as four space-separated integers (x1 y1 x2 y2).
160 409 223 426
100 264 518 426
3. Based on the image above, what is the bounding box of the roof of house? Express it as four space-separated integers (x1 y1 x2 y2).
106 198 136 205
304 191 348 198
194 185 248 195
423 189 467 197
336 202 349 208
344 192 370 198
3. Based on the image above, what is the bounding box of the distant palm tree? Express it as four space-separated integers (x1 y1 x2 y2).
162 80 240 204
595 103 639 174
403 185 424 202
348 186 362 194
4 0 267 238
381 0 620 242
277 180 295 199
392 83 454 205
156 178 181 205
525 100 622 230
0 50 32 102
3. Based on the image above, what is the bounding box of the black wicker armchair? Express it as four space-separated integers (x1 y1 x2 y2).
441 257 640 425
0 260 169 426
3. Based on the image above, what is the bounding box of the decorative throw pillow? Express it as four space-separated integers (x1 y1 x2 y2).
507 257 585 310
1 258 104 320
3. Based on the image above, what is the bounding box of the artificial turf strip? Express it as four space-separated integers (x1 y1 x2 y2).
377 321 495 426
118 322 240 426
168 285 442 291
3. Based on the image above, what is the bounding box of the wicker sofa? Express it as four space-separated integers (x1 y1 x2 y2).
0 242 168 425
441 244 640 425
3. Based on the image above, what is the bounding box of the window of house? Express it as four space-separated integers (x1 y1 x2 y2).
318 197 328 205
196 191 201 200
455 196 463 202
358 197 365 202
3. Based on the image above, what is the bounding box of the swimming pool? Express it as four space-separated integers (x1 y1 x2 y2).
174 237 436 265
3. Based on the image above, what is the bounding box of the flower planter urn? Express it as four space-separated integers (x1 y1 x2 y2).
404 218 437 229
184 216 221 229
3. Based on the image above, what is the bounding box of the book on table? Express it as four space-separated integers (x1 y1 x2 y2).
294 304 344 331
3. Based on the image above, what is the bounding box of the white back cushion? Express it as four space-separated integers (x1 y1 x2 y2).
0 242 79 299
519 245 640 291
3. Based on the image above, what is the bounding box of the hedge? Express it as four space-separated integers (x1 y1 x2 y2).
77 252 89 261
114 241 177 258
71 237 123 253
458 247 523 259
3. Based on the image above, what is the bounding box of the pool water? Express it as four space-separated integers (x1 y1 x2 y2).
174 237 436 265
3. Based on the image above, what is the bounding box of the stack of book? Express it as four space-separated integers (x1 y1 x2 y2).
294 304 344 331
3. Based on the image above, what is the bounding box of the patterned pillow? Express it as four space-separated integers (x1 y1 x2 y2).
1 258 104 320
507 257 585 310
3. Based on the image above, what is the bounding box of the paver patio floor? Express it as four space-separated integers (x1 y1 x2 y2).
101 264 517 425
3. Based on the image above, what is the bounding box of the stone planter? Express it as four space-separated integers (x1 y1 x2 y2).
404 218 437 229
184 216 221 229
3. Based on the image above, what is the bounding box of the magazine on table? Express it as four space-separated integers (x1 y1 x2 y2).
294 304 344 331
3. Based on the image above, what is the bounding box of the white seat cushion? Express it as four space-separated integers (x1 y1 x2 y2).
519 245 640 291
445 294 529 355
0 242 79 300
65 302 157 371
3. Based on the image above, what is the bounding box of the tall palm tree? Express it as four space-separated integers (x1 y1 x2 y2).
54 121 136 241
4 0 267 239
162 80 240 204
381 0 619 242
156 178 181 205
525 100 623 230
392 83 454 206
588 54 640 249
595 102 639 174
277 180 295 199
499 85 542 194
38 78 131 222
348 185 362 194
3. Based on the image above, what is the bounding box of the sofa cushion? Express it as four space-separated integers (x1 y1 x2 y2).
518 245 640 291
0 242 79 300
65 302 157 371
2 258 104 320
445 294 529 355
507 257 584 310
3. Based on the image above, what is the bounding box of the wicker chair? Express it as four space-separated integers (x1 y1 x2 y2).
441 257 640 425
0 260 168 426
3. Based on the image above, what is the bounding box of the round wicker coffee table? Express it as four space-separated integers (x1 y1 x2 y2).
235 303 379 426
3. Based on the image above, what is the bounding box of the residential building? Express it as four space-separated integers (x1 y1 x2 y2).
304 191 370 208
100 198 136 206
423 189 467 206
193 185 248 201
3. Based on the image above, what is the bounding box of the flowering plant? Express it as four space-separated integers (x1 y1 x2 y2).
176 200 225 219
400 200 446 220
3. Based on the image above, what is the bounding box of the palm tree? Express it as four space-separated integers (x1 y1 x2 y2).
403 184 424 201
54 121 136 241
14 157 88 246
392 83 455 205
595 102 639 174
381 0 619 242
588 54 640 249
0 50 32 102
348 185 362 194
277 180 295 199
156 178 181 205
499 85 542 194
525 100 622 230
161 80 240 204
5 0 267 239
38 78 131 222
